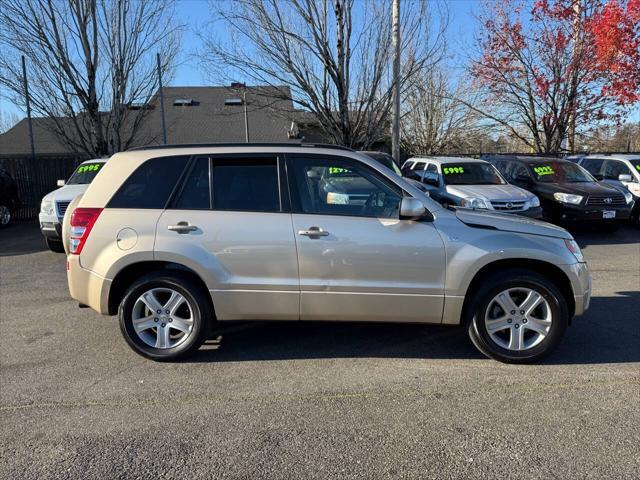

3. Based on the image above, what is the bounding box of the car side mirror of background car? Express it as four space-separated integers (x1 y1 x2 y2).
423 176 439 187
618 174 632 182
400 197 427 219
514 175 531 187
57 179 65 187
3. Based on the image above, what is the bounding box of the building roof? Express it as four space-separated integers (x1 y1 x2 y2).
0 85 304 156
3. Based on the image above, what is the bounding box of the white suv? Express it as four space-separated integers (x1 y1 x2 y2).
65 143 591 363
40 159 106 252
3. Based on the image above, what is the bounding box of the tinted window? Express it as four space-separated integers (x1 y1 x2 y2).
212 158 280 212
108 156 189 209
289 156 402 218
603 160 633 180
529 161 595 183
580 158 603 175
67 162 104 185
173 157 211 209
504 162 529 182
412 162 427 171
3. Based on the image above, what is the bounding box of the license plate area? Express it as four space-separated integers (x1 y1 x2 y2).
602 210 616 219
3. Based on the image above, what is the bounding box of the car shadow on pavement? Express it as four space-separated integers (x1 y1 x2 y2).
571 224 640 247
187 291 640 365
0 221 47 257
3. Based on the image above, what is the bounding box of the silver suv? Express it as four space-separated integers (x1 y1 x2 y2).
65 143 591 363
401 157 542 217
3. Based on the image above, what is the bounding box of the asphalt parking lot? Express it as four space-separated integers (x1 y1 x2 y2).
1 221 639 479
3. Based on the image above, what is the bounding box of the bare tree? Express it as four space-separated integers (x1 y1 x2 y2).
0 0 181 156
199 0 447 149
0 109 21 134
401 67 483 155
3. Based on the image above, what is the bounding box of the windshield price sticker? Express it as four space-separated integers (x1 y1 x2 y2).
534 166 554 176
443 166 465 174
77 164 102 173
636 165 640 172
329 167 351 175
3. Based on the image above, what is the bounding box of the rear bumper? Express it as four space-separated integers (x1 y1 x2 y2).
67 255 111 314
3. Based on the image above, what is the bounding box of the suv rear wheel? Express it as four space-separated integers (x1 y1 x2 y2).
0 204 11 228
118 273 211 361
467 270 569 363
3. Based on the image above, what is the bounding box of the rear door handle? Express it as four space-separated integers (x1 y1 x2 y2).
168 221 198 234
298 226 330 238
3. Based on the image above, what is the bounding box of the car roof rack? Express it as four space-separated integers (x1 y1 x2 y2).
127 142 354 152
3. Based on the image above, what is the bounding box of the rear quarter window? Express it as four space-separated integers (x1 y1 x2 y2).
107 156 190 209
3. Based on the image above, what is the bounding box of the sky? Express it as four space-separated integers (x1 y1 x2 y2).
1 0 637 126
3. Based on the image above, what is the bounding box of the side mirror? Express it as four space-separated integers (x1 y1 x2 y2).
57 179 65 187
400 197 426 219
514 175 531 186
618 174 632 182
423 176 439 187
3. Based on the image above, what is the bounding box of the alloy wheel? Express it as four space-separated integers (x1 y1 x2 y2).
132 288 194 349
484 287 552 351
0 205 10 225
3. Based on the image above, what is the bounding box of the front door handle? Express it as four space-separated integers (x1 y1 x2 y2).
168 221 198 234
298 226 330 238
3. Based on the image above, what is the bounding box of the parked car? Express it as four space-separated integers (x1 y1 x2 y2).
400 157 542 217
65 143 591 363
39 159 106 252
576 154 640 225
486 155 634 230
0 168 20 228
359 151 429 193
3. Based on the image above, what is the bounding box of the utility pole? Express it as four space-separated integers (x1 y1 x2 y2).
157 53 167 144
391 0 401 164
21 56 35 160
243 85 249 142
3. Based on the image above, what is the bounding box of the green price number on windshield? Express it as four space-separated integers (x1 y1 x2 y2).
636 165 640 172
534 166 554 176
329 167 350 175
443 166 465 174
77 164 101 173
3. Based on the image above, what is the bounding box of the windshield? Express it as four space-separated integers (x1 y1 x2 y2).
441 163 506 185
67 162 104 185
530 161 595 183
366 153 402 176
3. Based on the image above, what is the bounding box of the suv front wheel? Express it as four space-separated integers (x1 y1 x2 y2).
467 270 569 363
119 273 212 361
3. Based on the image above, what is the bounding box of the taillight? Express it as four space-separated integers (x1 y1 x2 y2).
69 207 103 254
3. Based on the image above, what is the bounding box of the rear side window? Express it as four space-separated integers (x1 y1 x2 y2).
581 158 603 175
173 157 211 209
108 156 189 209
212 158 280 212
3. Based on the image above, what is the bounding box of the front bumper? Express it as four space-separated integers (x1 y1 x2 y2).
515 206 543 219
552 203 632 223
564 261 592 317
67 255 111 314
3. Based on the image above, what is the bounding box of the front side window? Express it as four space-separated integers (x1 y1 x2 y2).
441 163 506 186
67 162 104 185
108 156 190 209
504 162 530 182
212 157 280 212
423 163 439 184
288 156 402 218
412 162 427 171
603 160 633 180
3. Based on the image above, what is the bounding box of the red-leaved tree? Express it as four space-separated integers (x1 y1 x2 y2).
470 0 640 153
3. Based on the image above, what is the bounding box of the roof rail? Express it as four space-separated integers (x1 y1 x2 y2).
127 142 354 152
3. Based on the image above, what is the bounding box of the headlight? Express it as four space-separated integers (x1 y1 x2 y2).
40 200 54 215
623 190 633 204
553 192 583 205
528 196 540 208
564 239 585 263
461 197 491 210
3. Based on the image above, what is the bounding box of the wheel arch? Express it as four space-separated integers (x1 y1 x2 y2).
107 261 215 318
460 258 576 325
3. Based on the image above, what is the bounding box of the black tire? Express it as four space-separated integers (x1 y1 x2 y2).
0 204 11 228
466 269 569 364
118 272 212 361
46 237 65 253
